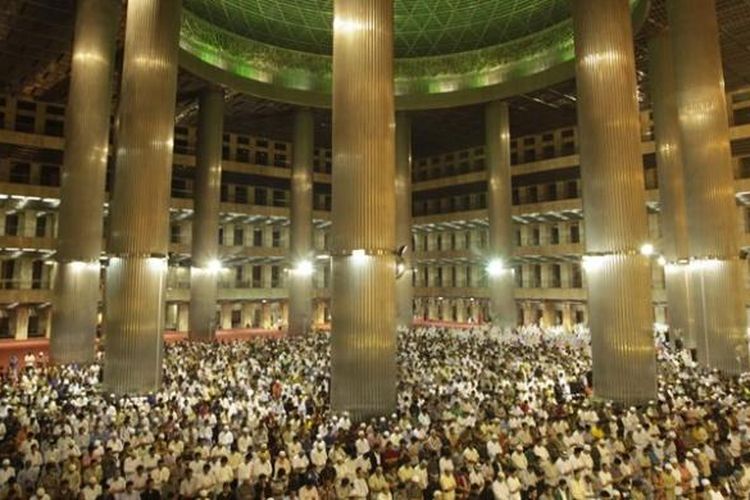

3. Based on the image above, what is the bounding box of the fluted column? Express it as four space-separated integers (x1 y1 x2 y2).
562 303 573 332
648 32 695 347
288 109 315 336
220 303 232 330
542 302 557 329
189 86 224 341
177 303 189 332
261 302 271 329
486 101 517 330
103 0 182 394
668 0 749 373
572 0 656 403
241 302 253 328
51 0 119 364
331 0 396 419
395 112 413 330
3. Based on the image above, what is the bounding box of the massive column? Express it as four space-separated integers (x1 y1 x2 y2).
51 0 119 364
331 0 396 419
668 0 749 372
189 87 224 341
571 0 656 402
486 101 517 329
649 32 694 347
288 109 315 336
103 0 182 394
395 112 413 329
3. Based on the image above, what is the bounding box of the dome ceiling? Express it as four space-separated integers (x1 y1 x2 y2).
178 0 649 109
182 0 572 58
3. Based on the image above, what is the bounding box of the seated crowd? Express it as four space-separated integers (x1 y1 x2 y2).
0 326 748 499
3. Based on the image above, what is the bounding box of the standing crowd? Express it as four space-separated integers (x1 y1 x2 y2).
0 326 749 499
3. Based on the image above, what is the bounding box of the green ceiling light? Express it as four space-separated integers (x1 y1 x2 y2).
178 0 648 108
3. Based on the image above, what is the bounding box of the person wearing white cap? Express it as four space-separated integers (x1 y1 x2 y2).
30 487 50 500
0 459 15 486
310 442 327 472
491 471 509 499
81 475 102 500
274 450 291 478
355 430 371 456
510 446 528 472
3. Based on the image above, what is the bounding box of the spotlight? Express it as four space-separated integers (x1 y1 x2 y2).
207 259 223 273
486 258 505 277
294 260 314 277
640 243 655 256
351 249 366 264
657 256 667 267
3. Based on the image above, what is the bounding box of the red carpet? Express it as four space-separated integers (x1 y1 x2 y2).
0 328 285 368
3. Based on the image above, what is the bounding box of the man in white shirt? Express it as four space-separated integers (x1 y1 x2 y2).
0 459 15 486
492 472 509 499
81 476 102 500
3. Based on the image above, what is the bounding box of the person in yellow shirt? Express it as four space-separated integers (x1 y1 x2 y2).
439 470 457 500
590 424 605 441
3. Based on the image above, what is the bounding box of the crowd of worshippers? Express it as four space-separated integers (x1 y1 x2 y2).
0 327 749 499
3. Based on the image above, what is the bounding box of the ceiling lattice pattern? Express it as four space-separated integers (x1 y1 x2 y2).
182 0 572 58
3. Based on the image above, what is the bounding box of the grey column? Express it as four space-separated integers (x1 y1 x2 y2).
486 101 517 329
51 0 119 364
668 0 749 373
189 87 224 341
288 109 315 336
331 0 396 419
648 32 694 347
103 0 182 394
395 112 413 330
571 0 656 403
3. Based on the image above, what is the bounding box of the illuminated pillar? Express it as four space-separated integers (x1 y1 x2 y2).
522 302 534 326
241 302 253 329
288 109 315 336
486 101 516 329
562 303 573 332
261 302 271 329
177 303 189 333
51 0 119 364
12 306 29 340
189 86 224 341
220 303 232 330
471 301 481 323
649 31 694 347
668 0 749 372
103 0 182 394
542 302 557 329
572 0 656 402
427 299 438 320
395 112 413 329
455 299 466 323
280 302 289 328
330 0 396 419
165 303 177 329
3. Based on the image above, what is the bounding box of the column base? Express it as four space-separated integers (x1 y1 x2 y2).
690 258 749 374
489 272 516 330
288 274 313 336
664 263 695 348
331 254 396 420
103 256 166 395
189 268 218 341
586 253 657 403
51 261 100 364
